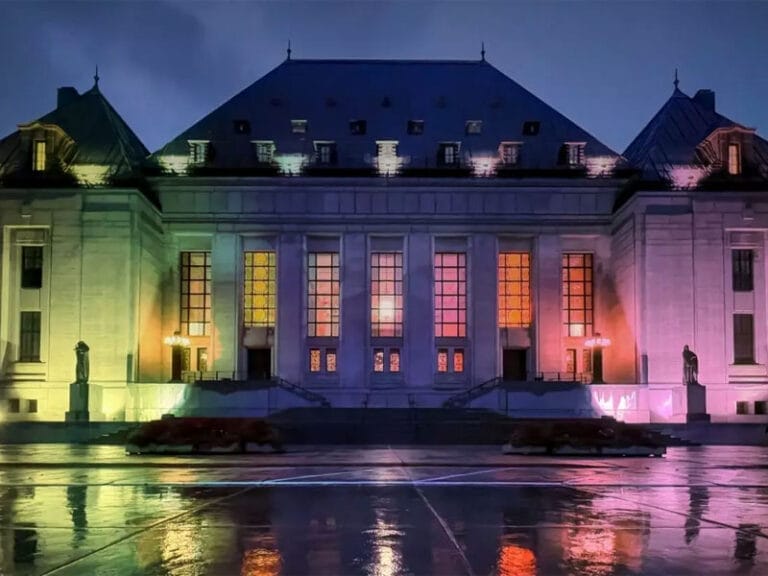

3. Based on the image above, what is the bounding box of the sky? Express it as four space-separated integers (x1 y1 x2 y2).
1 0 767 154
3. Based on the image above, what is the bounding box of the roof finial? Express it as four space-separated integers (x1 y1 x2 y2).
481 42 486 61
287 40 292 61
674 68 679 90
94 65 100 88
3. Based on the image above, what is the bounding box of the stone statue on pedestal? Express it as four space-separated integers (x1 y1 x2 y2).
683 345 699 386
75 341 90 384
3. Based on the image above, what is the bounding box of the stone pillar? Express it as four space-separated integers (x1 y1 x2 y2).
211 233 238 376
471 234 497 384
536 235 561 373
407 233 433 387
340 233 366 389
277 234 303 383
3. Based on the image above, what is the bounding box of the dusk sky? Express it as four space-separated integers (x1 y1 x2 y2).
2 0 767 154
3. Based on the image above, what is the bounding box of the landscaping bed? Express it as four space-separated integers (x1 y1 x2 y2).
126 416 282 455
502 418 667 457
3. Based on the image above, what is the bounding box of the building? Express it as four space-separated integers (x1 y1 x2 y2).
1 57 767 423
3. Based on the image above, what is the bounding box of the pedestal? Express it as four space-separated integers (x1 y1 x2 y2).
65 381 90 422
686 383 710 422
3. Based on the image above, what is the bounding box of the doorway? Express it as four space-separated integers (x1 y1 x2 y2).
502 348 527 381
247 348 272 380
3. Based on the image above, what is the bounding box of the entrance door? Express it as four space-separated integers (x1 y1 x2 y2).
247 348 271 380
502 349 527 381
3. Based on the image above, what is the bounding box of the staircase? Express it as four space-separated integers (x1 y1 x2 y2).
274 377 331 407
442 376 502 408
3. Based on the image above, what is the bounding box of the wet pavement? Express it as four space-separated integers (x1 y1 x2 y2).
0 445 767 575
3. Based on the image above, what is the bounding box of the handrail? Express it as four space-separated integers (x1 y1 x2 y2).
275 377 331 407
442 376 502 408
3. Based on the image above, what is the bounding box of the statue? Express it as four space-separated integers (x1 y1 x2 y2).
75 341 90 384
683 345 698 386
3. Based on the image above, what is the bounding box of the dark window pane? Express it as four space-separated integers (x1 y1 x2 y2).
19 311 41 361
21 246 43 289
732 250 754 292
733 313 754 364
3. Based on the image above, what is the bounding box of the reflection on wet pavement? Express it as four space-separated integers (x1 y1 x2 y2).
0 445 766 575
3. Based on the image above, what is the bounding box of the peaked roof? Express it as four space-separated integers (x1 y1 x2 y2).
0 81 149 178
624 86 768 180
154 58 617 169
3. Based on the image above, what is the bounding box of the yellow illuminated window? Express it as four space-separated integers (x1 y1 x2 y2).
309 349 321 372
562 253 593 337
180 251 211 336
33 141 46 172
308 252 340 337
244 251 276 327
728 143 741 175
498 252 531 327
434 253 466 337
371 252 403 337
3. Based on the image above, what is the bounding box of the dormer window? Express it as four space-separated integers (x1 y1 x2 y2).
349 120 367 135
32 140 46 172
233 120 251 135
499 142 522 166
291 119 308 134
252 141 275 164
407 120 424 135
188 140 210 165
565 142 586 166
465 121 482 135
376 141 400 176
438 142 460 167
728 143 741 175
314 141 337 165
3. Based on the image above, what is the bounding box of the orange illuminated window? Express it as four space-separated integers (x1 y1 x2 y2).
728 143 741 175
244 251 276 327
437 348 449 372
373 348 385 372
453 349 464 372
308 252 340 337
562 253 593 337
180 251 211 336
389 349 400 372
371 252 403 337
434 252 466 337
326 349 337 372
309 349 321 372
498 252 531 327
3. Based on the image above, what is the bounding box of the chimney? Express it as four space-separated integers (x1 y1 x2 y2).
693 89 715 112
57 87 79 109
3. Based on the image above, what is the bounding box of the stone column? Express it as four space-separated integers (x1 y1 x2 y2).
211 233 238 376
471 234 497 384
340 233 366 389
276 234 303 383
406 233 433 387
536 235 561 373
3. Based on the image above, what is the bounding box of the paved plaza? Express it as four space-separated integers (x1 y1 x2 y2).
0 444 767 575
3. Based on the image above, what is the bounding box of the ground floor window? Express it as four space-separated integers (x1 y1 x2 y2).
437 347 464 373
19 311 41 362
373 347 400 373
733 314 754 364
309 347 337 373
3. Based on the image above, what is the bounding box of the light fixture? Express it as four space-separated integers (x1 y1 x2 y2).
163 332 190 347
584 332 611 384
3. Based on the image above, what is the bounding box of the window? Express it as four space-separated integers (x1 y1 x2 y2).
307 252 340 337
562 253 593 337
188 141 210 165
389 349 400 373
27 399 38 413
374 348 385 372
565 349 576 373
180 252 211 336
565 142 586 166
582 348 592 373
465 120 482 135
437 348 449 372
407 120 424 135
435 252 466 338
326 349 337 372
376 141 400 176
438 143 460 166
19 311 41 362
8 399 20 414
498 252 531 327
371 252 403 337
244 251 276 327
499 142 521 166
33 140 46 172
736 401 749 415
734 314 754 364
349 120 367 135
732 250 754 292
291 119 308 134
755 401 767 415
453 349 464 372
728 143 741 175
197 348 208 372
314 142 336 165
522 121 540 136
252 141 275 164
233 120 251 135
21 246 43 289
310 348 321 372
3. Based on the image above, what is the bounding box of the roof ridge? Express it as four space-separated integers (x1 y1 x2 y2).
286 58 487 65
